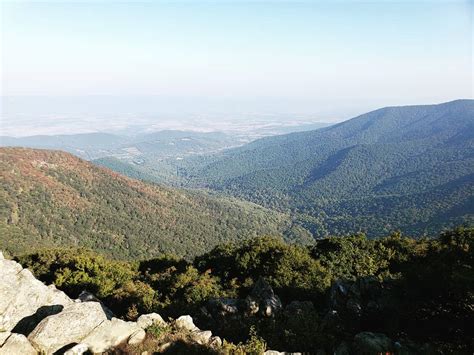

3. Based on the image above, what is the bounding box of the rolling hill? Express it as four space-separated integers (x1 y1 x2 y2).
183 100 474 236
0 148 312 259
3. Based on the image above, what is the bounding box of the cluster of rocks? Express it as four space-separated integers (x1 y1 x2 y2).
204 276 406 354
204 277 316 329
322 276 400 337
172 314 222 348
204 277 285 320
325 277 408 354
0 252 219 354
328 277 398 324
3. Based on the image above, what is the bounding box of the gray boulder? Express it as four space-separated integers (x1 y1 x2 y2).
64 343 89 355
127 328 146 345
28 301 108 353
77 290 101 303
0 331 11 345
190 330 212 345
209 336 222 348
174 315 199 332
75 291 115 319
137 313 166 329
0 333 36 355
0 257 72 333
81 317 144 353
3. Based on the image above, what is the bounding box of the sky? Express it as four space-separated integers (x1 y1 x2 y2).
0 0 473 134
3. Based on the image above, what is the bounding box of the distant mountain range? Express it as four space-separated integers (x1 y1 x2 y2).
181 99 474 236
0 147 311 259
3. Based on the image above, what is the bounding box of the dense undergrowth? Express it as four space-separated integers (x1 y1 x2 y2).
14 227 474 353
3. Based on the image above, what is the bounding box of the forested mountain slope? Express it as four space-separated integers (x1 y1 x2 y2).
186 100 474 236
0 148 311 259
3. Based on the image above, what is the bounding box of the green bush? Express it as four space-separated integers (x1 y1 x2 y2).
197 236 330 301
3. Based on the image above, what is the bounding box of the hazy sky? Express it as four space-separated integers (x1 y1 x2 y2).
1 0 473 121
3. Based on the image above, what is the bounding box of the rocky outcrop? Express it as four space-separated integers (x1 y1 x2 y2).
173 315 219 346
28 302 108 353
206 277 283 321
246 277 282 317
174 315 199 332
0 252 223 354
80 317 145 353
0 333 36 355
0 254 72 333
324 276 400 334
137 312 166 329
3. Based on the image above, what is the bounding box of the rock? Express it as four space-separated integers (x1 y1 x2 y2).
206 278 283 320
75 291 114 319
128 329 146 345
0 333 36 355
64 343 89 355
174 315 199 332
76 290 100 302
207 298 241 317
77 290 100 303
328 277 400 334
244 297 259 315
0 258 72 332
190 329 212 345
264 351 302 355
353 331 393 354
249 277 276 300
28 301 108 354
247 277 282 317
0 331 11 345
81 317 144 353
209 336 222 348
0 253 223 354
12 304 65 336
137 313 166 329
0 251 3 259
